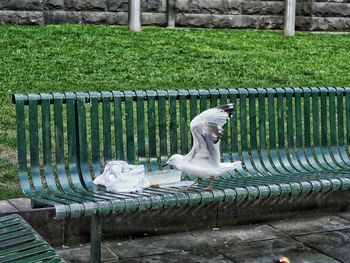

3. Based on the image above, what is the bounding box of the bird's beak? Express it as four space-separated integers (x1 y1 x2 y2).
161 163 168 168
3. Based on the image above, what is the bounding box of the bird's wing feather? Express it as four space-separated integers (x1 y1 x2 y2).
186 104 236 166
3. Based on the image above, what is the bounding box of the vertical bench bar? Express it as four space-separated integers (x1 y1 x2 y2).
294 88 317 171
327 88 348 168
179 90 189 155
219 89 230 163
229 89 247 176
157 90 168 164
286 88 314 172
168 90 178 155
248 89 269 175
276 89 300 173
346 88 350 158
336 88 350 165
66 92 86 192
239 89 258 176
125 91 136 164
188 89 199 152
266 89 288 174
76 92 95 190
136 91 147 167
319 88 338 169
311 88 334 170
89 92 102 176
102 92 112 163
199 89 209 112
285 88 308 172
28 95 45 194
41 94 60 193
53 93 72 192
146 90 158 170
14 95 32 196
112 91 125 161
257 89 278 175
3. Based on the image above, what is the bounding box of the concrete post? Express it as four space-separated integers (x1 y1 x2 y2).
284 0 296 36
167 0 176 28
129 0 141 32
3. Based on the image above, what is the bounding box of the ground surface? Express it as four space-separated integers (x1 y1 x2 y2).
1 25 350 199
58 211 350 263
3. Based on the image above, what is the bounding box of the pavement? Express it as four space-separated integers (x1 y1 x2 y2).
57 211 350 263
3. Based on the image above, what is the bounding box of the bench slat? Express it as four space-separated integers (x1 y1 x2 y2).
0 214 65 262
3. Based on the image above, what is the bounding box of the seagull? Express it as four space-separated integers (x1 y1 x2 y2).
163 103 242 190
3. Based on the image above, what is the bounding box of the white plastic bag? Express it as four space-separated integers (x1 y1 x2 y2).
93 161 150 193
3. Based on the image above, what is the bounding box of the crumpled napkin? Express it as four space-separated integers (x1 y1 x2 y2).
93 161 150 193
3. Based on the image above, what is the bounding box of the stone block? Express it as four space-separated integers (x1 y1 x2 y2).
82 11 106 23
259 15 283 29
176 0 241 15
44 0 64 10
0 200 18 215
242 1 284 15
105 11 127 24
0 10 44 24
118 250 231 263
304 0 350 3
58 244 117 263
106 236 181 259
241 1 261 15
218 237 339 263
261 1 284 15
0 0 43 11
141 12 166 25
64 0 106 11
107 0 128 12
44 10 82 23
176 14 260 29
271 215 350 235
297 16 350 31
141 0 163 12
8 197 32 211
303 2 350 17
107 0 163 13
295 229 350 263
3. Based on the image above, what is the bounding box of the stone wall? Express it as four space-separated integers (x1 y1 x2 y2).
0 0 350 31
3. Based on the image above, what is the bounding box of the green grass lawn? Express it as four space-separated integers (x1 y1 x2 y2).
1 25 350 200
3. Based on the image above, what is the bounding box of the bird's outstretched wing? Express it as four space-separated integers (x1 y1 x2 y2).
185 104 236 166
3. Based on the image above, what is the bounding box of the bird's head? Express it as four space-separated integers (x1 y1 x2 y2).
162 154 184 170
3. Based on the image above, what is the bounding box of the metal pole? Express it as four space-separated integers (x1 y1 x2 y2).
129 0 141 32
167 0 175 28
284 0 296 36
90 215 102 263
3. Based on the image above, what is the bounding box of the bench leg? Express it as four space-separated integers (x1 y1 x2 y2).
90 215 102 263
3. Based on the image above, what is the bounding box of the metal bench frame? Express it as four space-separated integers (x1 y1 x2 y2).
13 87 350 262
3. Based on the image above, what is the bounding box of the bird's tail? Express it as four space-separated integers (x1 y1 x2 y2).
219 161 242 171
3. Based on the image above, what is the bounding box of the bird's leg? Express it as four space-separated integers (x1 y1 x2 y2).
183 177 201 192
204 176 217 191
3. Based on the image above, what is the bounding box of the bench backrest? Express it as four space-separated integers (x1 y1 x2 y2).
13 88 350 196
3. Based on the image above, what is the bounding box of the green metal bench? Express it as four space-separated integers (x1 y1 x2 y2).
13 88 350 262
0 214 65 262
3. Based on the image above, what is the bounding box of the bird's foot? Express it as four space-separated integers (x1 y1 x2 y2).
181 178 201 192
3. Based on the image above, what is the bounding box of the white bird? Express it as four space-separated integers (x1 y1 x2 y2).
163 104 242 190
